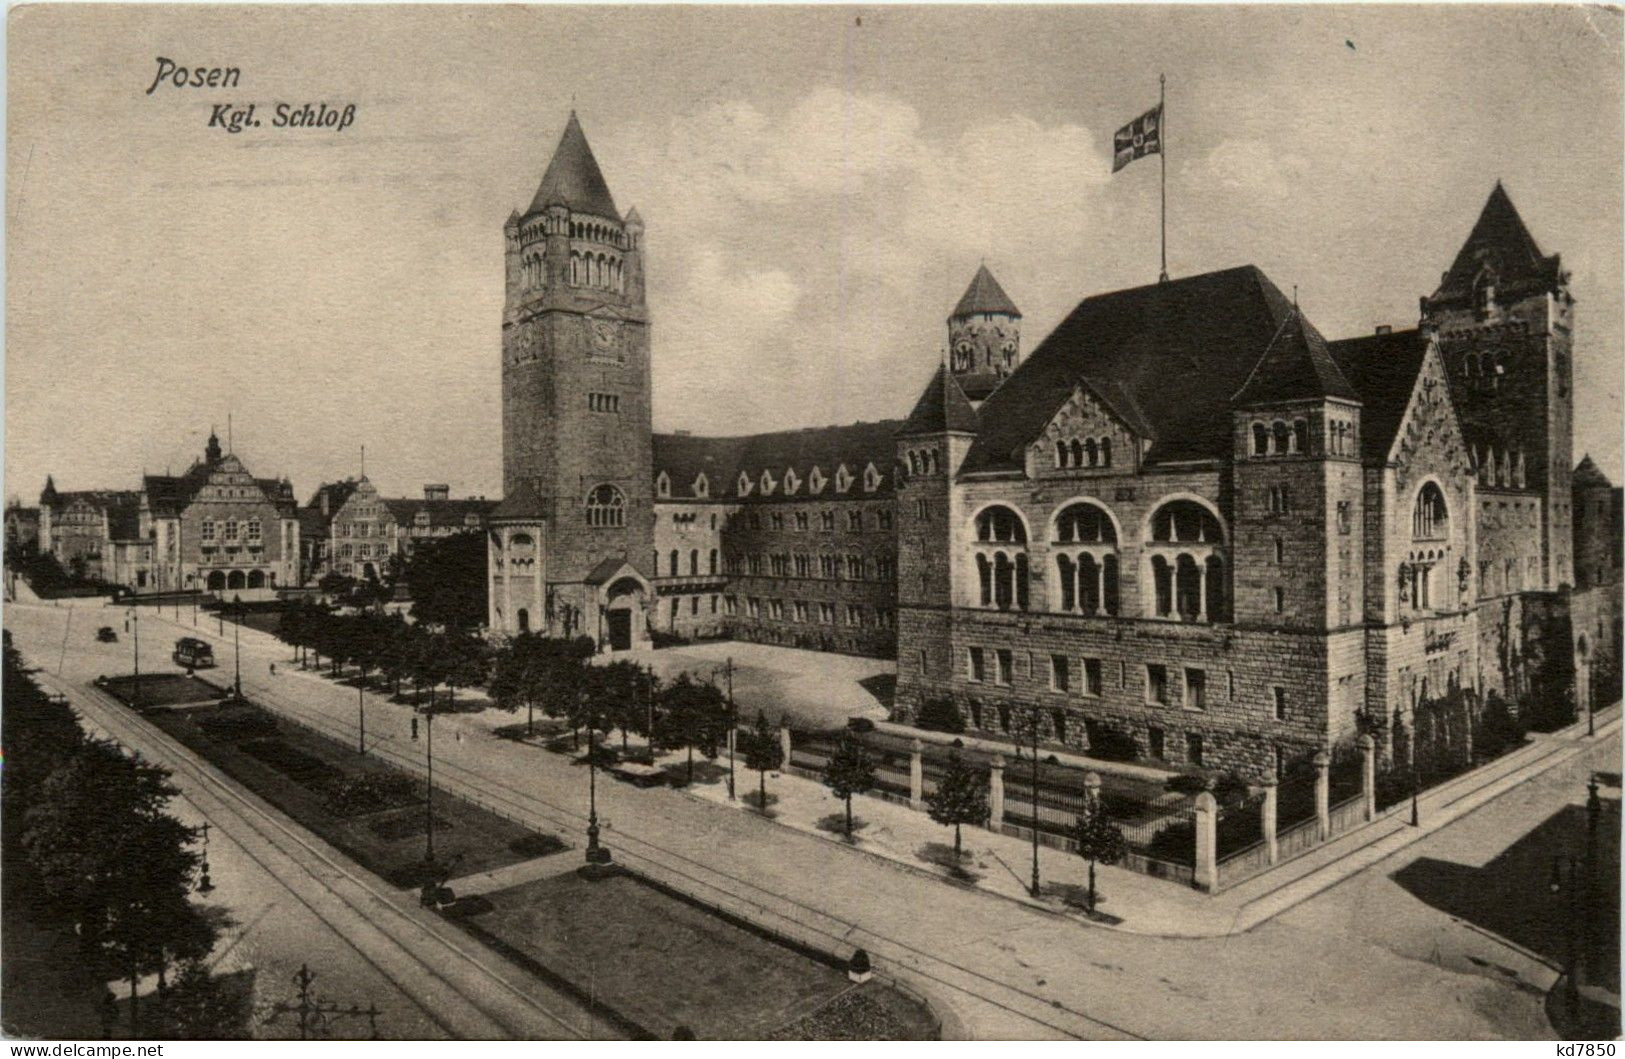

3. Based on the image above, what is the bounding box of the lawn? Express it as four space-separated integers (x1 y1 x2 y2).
453 871 936 1040
147 699 563 888
99 672 224 709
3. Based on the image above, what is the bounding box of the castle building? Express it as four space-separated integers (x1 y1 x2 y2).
488 112 655 646
491 114 1616 775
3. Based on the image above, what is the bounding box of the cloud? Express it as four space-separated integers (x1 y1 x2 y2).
1199 138 1311 199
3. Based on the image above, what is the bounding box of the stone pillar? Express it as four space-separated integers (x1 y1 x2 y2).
1359 733 1377 822
1083 770 1102 812
909 738 924 810
988 754 1005 832
501 527 513 633
1193 791 1218 891
1313 749 1331 841
778 725 792 770
1261 772 1279 864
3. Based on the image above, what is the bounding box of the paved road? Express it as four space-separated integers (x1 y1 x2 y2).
15 597 1609 1039
9 602 616 1041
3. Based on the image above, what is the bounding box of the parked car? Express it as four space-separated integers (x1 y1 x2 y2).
95 626 117 643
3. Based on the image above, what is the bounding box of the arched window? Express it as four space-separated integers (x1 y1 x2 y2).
911 451 922 475
971 505 1029 612
709 548 718 575
668 549 679 575
1085 438 1099 467
571 253 581 286
1099 438 1112 467
1070 439 1084 468
1252 422 1269 456
1292 419 1310 455
1051 502 1120 617
689 549 699 576
586 484 626 527
1146 499 1226 621
1271 421 1290 455
1055 440 1068 469
1413 483 1448 540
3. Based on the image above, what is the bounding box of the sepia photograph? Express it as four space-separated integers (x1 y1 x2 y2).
2 2 1621 1043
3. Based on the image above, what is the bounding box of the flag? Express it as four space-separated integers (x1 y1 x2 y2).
1112 104 1162 173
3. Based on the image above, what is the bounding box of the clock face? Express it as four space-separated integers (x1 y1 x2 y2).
590 318 619 352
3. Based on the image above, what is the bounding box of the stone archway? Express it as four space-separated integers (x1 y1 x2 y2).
603 576 645 651
226 570 246 590
247 569 266 589
207 571 226 592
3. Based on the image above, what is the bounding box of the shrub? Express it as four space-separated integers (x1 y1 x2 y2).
322 772 420 817
916 697 965 734
1145 819 1195 865
1164 774 1210 797
1088 726 1139 763
847 717 876 734
196 707 278 743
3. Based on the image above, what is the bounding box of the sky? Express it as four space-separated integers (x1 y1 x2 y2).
7 4 1622 504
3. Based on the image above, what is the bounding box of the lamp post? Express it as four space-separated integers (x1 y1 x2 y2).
129 607 141 708
197 822 215 894
724 657 736 800
357 662 367 756
1029 704 1041 899
1550 853 1583 1006
422 688 436 866
231 594 244 701
584 696 611 867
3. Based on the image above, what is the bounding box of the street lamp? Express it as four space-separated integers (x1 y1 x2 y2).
128 607 141 708
197 822 215 894
1550 853 1583 1006
717 658 737 800
584 693 612 868
421 688 437 867
1029 704 1041 899
231 594 244 701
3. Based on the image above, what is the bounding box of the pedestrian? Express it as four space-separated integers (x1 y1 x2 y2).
411 716 419 741
269 661 277 677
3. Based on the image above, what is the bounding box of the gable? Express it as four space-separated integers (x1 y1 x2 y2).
1029 382 1143 471
1388 345 1471 489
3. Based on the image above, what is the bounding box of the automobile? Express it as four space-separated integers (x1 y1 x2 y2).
95 626 117 643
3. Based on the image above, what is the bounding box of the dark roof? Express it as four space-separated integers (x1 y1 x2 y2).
47 488 140 512
956 372 1005 401
489 480 548 522
6 506 39 525
298 506 329 539
306 480 360 515
147 454 293 517
106 498 143 541
1326 328 1431 460
585 557 647 585
526 112 620 221
1232 308 1359 407
961 265 1302 472
653 420 904 502
1575 455 1614 490
382 497 498 529
1428 183 1561 307
898 365 979 437
952 265 1021 319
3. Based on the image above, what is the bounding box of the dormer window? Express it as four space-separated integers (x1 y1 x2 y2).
760 469 777 495
863 463 881 493
835 465 853 493
738 472 753 497
784 469 800 495
415 511 430 527
656 472 671 499
464 513 480 527
809 467 825 494
693 473 709 498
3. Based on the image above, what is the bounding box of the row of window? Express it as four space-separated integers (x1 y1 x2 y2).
1053 436 1113 470
727 552 897 582
726 596 895 628
199 518 264 544
587 392 621 413
734 508 891 533
660 548 719 577
962 649 1293 721
1474 446 1527 490
736 463 880 499
666 594 720 622
335 542 388 559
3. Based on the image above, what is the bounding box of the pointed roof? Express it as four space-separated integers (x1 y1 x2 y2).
1232 307 1359 407
1429 183 1561 305
1327 328 1432 460
489 480 548 522
526 112 620 221
40 475 57 502
898 365 979 437
951 265 1021 319
1575 455 1614 490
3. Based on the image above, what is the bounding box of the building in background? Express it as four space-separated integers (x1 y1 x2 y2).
384 488 497 563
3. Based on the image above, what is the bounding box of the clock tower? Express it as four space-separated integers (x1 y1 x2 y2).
489 112 654 648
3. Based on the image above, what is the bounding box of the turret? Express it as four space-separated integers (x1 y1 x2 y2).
947 264 1021 407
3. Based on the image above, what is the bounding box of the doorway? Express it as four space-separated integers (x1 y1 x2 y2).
607 609 632 651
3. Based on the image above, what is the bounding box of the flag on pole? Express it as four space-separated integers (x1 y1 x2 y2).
1112 104 1163 173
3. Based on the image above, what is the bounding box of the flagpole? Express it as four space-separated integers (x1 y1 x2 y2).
1159 73 1168 284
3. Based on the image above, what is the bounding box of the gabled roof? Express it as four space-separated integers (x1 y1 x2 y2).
382 497 499 529
1232 308 1359 407
1575 455 1614 490
526 112 620 221
652 420 904 502
952 265 1021 319
1428 183 1562 306
306 479 360 516
585 557 650 586
46 488 140 513
298 506 329 539
106 498 143 542
489 480 547 522
898 365 978 437
1326 328 1431 460
961 265 1301 472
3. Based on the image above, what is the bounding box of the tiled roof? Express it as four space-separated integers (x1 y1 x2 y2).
1428 183 1561 307
106 498 143 541
1232 308 1359 407
48 488 140 512
1574 455 1614 490
298 506 329 539
382 497 498 529
1326 328 1431 460
526 112 620 221
489 480 548 522
653 420 905 502
961 265 1301 473
952 265 1021 319
898 365 978 437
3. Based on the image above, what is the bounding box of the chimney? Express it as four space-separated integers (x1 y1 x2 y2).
1374 324 1392 335
424 484 449 502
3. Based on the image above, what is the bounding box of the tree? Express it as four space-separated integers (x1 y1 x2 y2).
1072 798 1128 913
916 696 966 734
405 531 488 632
820 730 876 837
655 673 728 783
489 633 547 735
924 750 988 860
441 632 488 710
149 960 253 1039
741 711 784 812
588 660 649 751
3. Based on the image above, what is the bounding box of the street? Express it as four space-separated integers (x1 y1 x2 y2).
10 595 1616 1040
